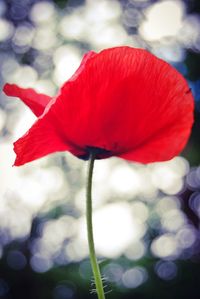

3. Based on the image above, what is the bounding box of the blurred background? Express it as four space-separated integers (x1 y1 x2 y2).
0 0 200 298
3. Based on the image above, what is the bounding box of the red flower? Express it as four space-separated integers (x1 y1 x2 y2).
3 46 194 166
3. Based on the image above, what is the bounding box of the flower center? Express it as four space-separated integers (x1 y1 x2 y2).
79 146 111 160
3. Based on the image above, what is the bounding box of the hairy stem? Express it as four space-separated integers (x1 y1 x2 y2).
86 152 105 299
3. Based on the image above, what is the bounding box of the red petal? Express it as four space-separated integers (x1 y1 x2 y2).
13 115 73 166
52 46 194 162
3 83 51 117
67 50 97 83
117 110 193 163
3 51 96 117
6 51 98 166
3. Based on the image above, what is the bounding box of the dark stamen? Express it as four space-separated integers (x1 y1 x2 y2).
78 146 111 160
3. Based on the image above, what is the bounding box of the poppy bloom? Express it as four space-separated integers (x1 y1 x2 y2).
3 46 194 166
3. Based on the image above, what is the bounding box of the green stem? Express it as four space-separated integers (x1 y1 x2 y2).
86 152 105 299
